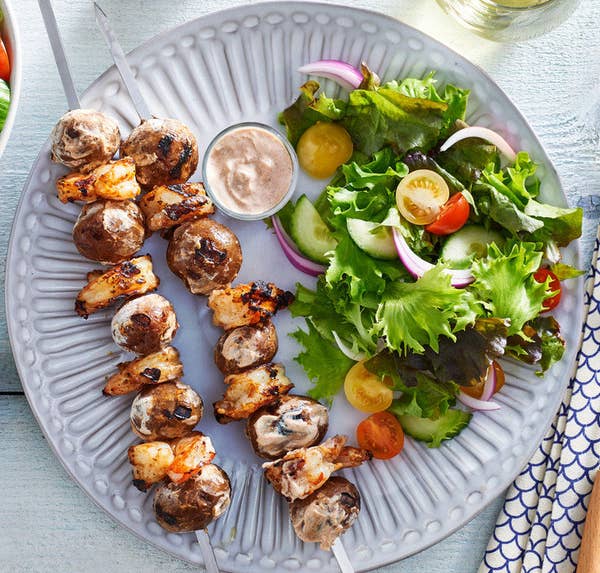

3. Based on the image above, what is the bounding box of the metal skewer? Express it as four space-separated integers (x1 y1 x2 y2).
332 538 355 573
93 4 219 572
38 0 81 110
93 2 152 121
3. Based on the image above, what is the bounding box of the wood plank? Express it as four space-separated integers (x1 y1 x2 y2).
0 395 503 572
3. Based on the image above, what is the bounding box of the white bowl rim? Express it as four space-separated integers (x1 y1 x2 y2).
0 0 22 158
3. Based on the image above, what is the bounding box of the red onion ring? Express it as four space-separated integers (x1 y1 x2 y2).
272 215 326 277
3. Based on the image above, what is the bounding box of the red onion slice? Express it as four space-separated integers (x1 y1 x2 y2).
298 60 363 91
480 363 497 402
439 126 517 163
332 331 365 361
457 391 501 411
392 228 474 287
272 215 326 277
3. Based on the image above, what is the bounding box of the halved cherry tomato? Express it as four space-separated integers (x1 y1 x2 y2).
297 122 353 179
396 169 450 225
344 360 393 413
0 40 9 82
425 192 470 235
534 268 562 311
356 411 405 459
460 361 505 399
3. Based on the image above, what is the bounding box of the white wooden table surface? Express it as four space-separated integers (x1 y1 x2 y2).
1 0 599 571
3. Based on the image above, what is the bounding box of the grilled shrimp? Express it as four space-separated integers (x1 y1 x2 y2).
167 431 216 483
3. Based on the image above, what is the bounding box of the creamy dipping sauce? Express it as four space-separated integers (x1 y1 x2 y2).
204 125 295 217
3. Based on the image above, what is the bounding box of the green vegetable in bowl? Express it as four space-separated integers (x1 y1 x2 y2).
0 79 10 130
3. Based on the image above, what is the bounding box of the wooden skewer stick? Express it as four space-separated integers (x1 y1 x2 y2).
332 538 355 573
195 529 220 573
578 471 600 573
37 0 80 109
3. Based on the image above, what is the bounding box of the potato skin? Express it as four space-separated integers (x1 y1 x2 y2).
246 395 329 460
111 294 178 355
130 381 203 441
121 118 199 188
214 321 278 374
153 464 231 532
166 219 242 295
72 199 146 264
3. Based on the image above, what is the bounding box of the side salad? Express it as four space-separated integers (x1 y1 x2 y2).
0 10 11 131
273 60 583 455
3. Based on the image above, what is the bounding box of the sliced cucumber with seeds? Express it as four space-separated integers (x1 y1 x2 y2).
289 195 337 264
347 218 397 260
396 409 471 448
440 225 504 268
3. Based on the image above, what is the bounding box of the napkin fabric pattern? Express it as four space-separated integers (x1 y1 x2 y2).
480 229 600 573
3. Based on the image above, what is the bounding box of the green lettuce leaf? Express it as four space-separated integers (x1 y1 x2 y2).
341 87 448 155
385 72 469 132
290 278 378 354
437 136 499 184
470 242 547 335
290 321 354 404
373 265 482 354
549 262 586 280
507 316 565 374
479 151 539 209
366 318 507 389
403 150 467 194
326 227 405 304
388 372 458 419
524 200 583 246
474 184 544 235
327 148 408 223
278 80 345 145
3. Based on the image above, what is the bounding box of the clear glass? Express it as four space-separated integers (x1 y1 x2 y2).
202 122 299 221
436 0 581 41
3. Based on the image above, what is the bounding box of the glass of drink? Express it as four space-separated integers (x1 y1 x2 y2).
436 0 581 41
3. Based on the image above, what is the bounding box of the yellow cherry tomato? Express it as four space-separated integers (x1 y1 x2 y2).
396 169 450 225
344 360 393 414
297 122 353 179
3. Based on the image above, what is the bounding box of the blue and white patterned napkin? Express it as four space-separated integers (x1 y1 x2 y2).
480 226 600 573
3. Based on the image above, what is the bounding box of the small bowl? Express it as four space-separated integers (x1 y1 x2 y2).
202 122 298 221
0 0 22 159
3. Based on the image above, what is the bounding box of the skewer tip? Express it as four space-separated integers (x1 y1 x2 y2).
93 2 107 19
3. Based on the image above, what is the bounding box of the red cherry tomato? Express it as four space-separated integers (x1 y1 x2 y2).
534 268 562 311
425 192 470 235
356 411 405 460
0 40 10 82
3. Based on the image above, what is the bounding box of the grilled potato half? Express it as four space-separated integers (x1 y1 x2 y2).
75 255 159 318
57 157 141 203
139 182 214 232
103 346 183 396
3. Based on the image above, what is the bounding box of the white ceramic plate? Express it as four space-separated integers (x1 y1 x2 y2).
6 3 583 571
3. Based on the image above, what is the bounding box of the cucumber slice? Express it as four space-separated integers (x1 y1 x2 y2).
440 225 504 268
289 195 337 263
397 409 471 448
346 218 397 260
0 80 10 131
